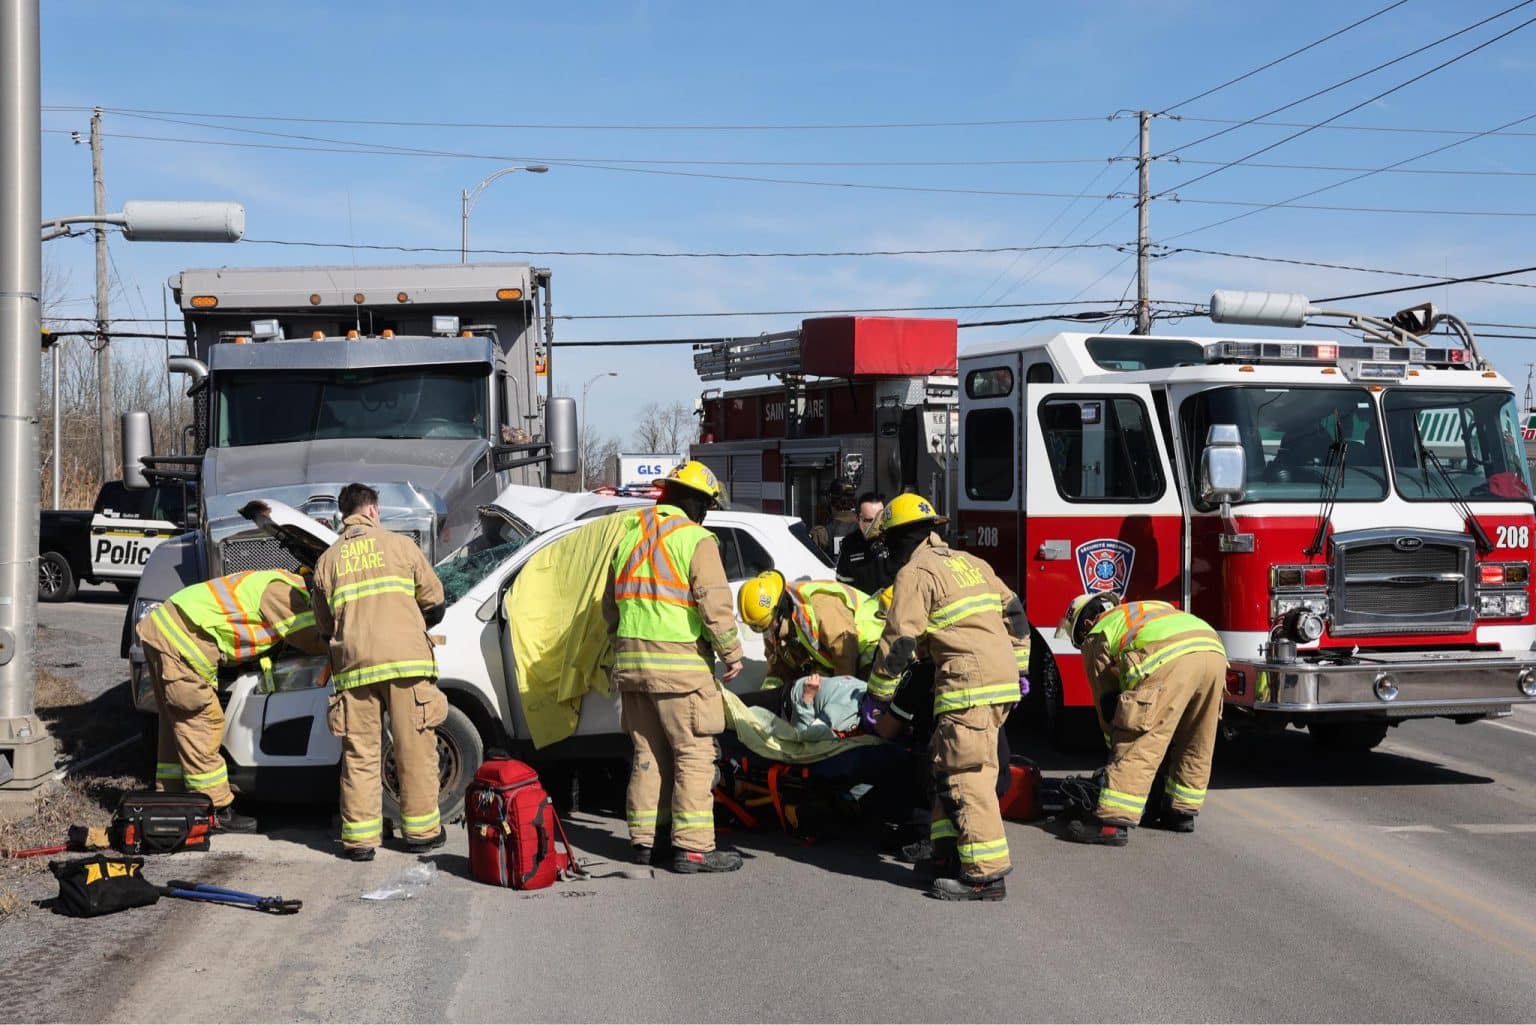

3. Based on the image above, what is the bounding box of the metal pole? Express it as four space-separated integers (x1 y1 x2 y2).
1135 110 1151 336
92 107 115 481
50 338 59 507
0 0 56 786
460 188 469 264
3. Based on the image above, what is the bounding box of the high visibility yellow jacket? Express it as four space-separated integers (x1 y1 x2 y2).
312 513 445 691
1081 601 1226 693
868 534 1030 714
141 569 325 683
610 504 742 694
764 581 882 688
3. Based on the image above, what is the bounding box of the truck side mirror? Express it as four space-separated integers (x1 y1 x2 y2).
121 411 154 490
547 396 579 476
1200 424 1247 507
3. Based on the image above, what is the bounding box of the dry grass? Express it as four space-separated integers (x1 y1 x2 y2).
0 672 145 915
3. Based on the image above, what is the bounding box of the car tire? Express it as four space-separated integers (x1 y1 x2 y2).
382 703 482 829
38 551 77 603
1308 721 1389 753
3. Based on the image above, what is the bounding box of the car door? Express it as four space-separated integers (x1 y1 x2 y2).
1025 383 1184 711
90 482 175 581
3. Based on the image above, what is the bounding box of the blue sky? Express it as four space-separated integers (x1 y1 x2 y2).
39 0 1536 444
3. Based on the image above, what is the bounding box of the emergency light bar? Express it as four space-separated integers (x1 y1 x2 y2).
1208 340 1470 369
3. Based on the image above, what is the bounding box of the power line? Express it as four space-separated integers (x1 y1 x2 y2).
1317 263 1536 302
1160 0 1410 112
1160 0 1536 161
47 104 1109 132
1164 246 1536 290
554 299 1140 321
233 237 1121 259
1181 114 1536 138
1170 196 1536 217
1159 6 1536 192
1164 108 1536 240
1167 157 1536 178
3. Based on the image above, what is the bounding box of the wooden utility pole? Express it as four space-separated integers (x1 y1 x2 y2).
92 107 115 482
1135 110 1152 336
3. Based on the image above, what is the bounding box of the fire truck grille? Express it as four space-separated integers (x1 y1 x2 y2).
1330 530 1474 636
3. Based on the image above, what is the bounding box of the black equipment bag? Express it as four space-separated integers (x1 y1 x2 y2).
48 855 161 917
110 790 215 854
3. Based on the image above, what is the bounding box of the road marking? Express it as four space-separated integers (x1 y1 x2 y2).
1455 823 1536 834
1484 719 1536 739
1378 825 1443 833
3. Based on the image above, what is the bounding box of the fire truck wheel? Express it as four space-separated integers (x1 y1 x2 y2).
1307 721 1389 753
1038 654 1105 753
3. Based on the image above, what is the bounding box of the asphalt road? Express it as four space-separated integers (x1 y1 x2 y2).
6 599 1536 1023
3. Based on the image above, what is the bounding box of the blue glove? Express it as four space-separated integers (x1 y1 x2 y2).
858 691 887 733
1018 675 1030 701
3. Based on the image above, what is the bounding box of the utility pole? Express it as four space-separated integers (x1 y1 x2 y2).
92 107 115 483
1135 109 1152 336
0 0 57 790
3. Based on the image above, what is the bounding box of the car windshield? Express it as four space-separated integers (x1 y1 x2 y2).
1382 389 1533 501
216 365 488 446
436 538 530 606
1181 386 1388 504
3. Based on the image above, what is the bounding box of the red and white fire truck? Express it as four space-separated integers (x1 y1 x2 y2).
696 292 1536 750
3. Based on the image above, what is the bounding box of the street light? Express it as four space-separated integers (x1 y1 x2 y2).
460 165 548 263
40 199 245 243
580 371 618 489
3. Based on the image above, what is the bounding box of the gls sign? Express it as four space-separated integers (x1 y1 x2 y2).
634 463 670 477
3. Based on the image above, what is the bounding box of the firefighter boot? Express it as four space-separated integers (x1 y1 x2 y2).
345 846 376 862
1148 806 1198 832
930 876 1007 902
1065 815 1130 846
213 804 258 834
672 848 744 873
403 830 447 853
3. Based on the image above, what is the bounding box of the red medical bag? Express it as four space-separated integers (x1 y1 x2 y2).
464 756 573 890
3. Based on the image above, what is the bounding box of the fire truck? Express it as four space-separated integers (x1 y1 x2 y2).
692 316 959 524
697 292 1536 751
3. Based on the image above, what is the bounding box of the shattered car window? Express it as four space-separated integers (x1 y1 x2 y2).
437 539 527 606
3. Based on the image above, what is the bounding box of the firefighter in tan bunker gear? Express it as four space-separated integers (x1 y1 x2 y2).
1057 593 1227 846
612 461 745 873
311 483 450 862
866 494 1030 902
137 569 326 832
737 570 883 690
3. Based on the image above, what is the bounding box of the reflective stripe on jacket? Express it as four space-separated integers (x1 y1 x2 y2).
611 505 742 693
786 581 882 672
146 570 324 681
312 514 445 691
1085 601 1226 691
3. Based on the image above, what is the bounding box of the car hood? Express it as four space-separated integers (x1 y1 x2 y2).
483 484 645 534
238 499 338 568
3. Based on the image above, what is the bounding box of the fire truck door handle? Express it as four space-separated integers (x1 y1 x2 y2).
1038 540 1071 560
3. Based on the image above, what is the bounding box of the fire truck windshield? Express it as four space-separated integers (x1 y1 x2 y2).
215 365 489 447
1382 389 1532 501
1181 386 1388 505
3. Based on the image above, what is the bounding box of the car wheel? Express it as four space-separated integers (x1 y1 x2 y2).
38 551 76 603
382 703 482 829
1308 721 1389 753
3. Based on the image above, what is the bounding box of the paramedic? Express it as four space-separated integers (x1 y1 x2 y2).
311 483 449 862
837 492 895 594
137 569 326 832
1056 593 1226 845
810 478 861 559
737 571 883 690
865 494 1030 901
612 461 745 873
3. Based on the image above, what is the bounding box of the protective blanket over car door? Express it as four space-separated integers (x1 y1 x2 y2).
504 512 631 748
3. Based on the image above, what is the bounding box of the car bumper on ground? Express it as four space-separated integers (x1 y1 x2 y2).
1234 649 1536 719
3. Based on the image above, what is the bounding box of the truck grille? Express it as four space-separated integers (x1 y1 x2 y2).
1331 529 1473 635
221 530 425 573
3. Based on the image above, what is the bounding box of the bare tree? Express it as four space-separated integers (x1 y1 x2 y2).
580 431 622 490
631 400 697 455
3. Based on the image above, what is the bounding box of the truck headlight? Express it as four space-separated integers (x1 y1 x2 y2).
133 598 162 625
1477 592 1529 618
1272 595 1328 619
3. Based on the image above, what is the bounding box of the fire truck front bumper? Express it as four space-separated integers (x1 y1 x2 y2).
1237 649 1536 719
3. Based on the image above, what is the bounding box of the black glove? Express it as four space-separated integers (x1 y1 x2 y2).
421 602 446 628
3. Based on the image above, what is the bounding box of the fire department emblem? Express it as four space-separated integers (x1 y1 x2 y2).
1075 538 1135 597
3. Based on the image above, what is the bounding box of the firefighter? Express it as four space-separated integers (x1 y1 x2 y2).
736 570 883 689
612 460 745 873
137 569 326 831
311 483 448 862
1056 593 1227 845
864 493 1030 901
809 478 860 559
836 491 896 595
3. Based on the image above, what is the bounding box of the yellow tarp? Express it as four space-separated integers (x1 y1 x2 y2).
721 687 886 765
507 512 631 749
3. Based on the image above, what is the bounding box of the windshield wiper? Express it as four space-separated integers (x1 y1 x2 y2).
1304 422 1349 558
1413 421 1494 554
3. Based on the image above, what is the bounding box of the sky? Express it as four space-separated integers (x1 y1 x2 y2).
37 0 1536 446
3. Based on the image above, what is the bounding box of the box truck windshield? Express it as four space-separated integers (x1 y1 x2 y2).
216 365 489 446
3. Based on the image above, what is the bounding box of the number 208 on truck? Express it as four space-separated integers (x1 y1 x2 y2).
955 290 1536 750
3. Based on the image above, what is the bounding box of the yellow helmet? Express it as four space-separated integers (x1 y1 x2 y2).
737 570 786 632
879 492 947 534
655 460 726 508
1056 592 1119 647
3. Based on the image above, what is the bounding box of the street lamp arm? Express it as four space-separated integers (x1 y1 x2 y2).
463 165 551 217
40 212 127 241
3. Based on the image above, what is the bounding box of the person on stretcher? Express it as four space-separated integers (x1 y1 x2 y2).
781 673 868 742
